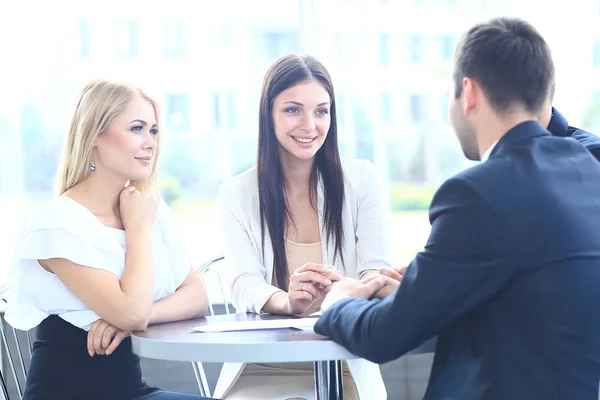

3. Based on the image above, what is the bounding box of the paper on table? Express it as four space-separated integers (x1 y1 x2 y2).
191 318 318 333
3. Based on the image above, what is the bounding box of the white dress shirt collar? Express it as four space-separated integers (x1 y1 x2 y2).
481 140 499 162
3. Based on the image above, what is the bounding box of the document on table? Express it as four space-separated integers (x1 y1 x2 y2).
191 318 318 333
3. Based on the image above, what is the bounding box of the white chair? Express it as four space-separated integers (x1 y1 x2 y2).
196 257 230 317
191 256 230 397
0 284 32 400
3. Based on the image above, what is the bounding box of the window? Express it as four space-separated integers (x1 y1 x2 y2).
334 33 344 64
20 103 56 192
352 98 374 160
0 117 8 139
409 35 423 63
441 94 449 122
115 21 139 58
336 93 346 125
213 94 221 129
0 118 10 191
225 93 236 130
166 94 190 130
164 22 185 59
264 32 299 60
79 19 90 58
440 36 455 61
222 27 232 45
379 34 390 66
381 93 392 124
410 94 425 122
213 93 236 130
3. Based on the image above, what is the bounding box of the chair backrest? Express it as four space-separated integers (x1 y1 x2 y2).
0 284 32 400
191 257 230 398
194 257 231 316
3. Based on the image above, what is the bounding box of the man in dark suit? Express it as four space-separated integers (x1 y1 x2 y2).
315 17 600 399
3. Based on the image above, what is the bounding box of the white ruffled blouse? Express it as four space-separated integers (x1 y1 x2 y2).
3 196 190 331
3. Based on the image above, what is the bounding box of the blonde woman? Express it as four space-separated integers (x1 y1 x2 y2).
4 79 212 400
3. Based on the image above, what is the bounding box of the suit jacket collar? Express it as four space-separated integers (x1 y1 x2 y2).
547 107 569 137
490 120 550 159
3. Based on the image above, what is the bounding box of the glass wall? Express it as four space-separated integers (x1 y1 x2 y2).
1 0 599 289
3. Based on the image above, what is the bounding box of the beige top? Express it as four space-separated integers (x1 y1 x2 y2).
284 238 324 316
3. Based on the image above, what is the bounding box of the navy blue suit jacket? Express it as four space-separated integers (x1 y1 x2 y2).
548 107 600 161
315 121 600 399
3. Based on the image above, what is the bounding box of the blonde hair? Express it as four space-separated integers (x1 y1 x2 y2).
55 79 161 195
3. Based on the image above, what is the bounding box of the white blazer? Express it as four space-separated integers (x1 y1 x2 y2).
214 157 391 399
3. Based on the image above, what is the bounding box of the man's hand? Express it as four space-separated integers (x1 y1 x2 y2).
379 266 407 282
320 276 387 312
363 274 400 300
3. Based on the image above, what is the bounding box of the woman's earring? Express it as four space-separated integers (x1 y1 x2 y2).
90 162 96 171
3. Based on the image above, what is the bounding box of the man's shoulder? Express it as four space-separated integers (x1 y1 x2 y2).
569 127 600 160
549 107 600 161
430 167 492 210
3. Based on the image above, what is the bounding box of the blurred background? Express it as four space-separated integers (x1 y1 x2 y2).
1 0 600 280
1 1 599 397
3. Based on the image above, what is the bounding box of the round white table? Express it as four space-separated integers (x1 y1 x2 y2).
132 313 357 399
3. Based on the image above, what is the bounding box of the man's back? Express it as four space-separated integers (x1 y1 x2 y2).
426 121 600 399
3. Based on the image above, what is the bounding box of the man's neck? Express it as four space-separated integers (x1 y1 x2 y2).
477 111 537 159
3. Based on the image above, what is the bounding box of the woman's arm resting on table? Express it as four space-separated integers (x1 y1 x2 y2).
148 267 209 325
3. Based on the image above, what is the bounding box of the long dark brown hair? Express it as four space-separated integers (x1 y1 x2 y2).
257 54 345 290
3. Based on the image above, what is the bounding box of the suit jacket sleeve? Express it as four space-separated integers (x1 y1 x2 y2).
588 146 600 162
314 176 520 364
570 129 600 162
